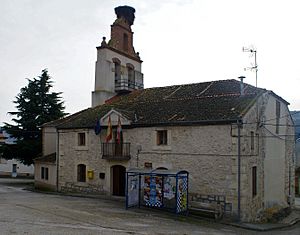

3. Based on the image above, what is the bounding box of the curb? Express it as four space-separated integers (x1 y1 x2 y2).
25 187 125 203
222 217 300 231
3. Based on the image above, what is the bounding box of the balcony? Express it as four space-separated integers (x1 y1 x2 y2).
115 79 143 92
102 143 131 160
115 71 144 93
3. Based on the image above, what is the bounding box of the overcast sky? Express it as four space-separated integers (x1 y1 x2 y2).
1 0 300 125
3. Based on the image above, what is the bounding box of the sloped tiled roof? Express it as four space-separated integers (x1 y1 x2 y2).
56 79 271 129
41 108 89 127
34 152 56 163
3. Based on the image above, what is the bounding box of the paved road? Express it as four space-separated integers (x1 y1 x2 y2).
0 178 299 235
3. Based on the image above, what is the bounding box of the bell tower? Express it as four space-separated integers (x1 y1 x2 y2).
92 6 144 107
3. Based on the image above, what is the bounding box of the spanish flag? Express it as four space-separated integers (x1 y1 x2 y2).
106 116 112 142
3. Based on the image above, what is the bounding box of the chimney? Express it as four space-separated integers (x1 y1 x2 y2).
238 76 246 96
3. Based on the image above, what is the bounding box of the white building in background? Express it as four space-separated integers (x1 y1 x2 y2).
0 128 34 177
0 158 34 178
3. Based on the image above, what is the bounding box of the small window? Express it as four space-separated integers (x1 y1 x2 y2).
41 167 49 180
157 130 168 145
250 131 254 150
252 166 257 197
77 164 86 182
45 167 49 180
78 133 86 146
41 167 45 179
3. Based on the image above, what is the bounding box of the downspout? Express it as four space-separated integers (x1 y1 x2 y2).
237 118 243 221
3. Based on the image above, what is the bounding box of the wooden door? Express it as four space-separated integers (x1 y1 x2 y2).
112 165 126 196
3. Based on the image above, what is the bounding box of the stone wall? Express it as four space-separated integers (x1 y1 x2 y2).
238 100 264 221
261 94 294 209
58 129 135 195
59 124 244 217
34 162 57 191
284 104 295 206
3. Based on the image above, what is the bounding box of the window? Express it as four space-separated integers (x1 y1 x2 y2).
250 131 254 150
114 62 121 80
41 167 44 179
78 133 86 146
41 167 49 180
276 100 280 134
123 33 128 51
77 164 86 182
113 58 121 88
252 166 257 197
157 130 168 145
45 168 49 180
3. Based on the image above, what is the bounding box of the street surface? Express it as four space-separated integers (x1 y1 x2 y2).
0 178 299 235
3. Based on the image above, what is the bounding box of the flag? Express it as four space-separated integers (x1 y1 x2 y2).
94 118 101 135
106 116 112 143
116 116 122 144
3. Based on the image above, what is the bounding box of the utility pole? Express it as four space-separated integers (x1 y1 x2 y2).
242 47 258 87
237 118 242 222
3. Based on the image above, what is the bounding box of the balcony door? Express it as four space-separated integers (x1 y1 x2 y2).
114 130 123 156
112 165 125 196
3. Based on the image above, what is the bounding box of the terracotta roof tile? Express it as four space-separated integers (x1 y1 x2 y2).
56 79 267 129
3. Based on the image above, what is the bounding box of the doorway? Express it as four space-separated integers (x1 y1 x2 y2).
111 165 126 196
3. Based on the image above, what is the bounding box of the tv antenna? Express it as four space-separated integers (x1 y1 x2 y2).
242 46 258 87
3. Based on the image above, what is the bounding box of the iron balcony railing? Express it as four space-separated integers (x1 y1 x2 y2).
102 143 131 160
115 79 144 91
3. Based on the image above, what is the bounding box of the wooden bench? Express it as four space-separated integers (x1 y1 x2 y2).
189 194 226 220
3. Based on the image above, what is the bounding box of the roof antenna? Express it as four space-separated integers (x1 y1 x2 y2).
242 46 258 87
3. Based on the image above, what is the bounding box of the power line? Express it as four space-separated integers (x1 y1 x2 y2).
243 123 300 127
243 110 300 125
263 111 300 123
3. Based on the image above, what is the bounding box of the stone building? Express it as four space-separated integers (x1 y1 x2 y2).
39 6 295 222
33 120 58 190
34 113 83 190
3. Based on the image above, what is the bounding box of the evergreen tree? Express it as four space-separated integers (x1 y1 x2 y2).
0 69 65 165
